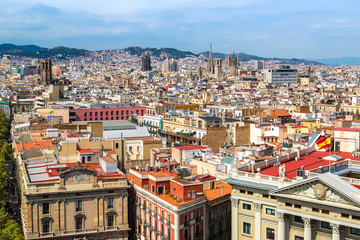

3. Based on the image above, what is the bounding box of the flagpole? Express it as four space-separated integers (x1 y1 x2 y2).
329 136 331 173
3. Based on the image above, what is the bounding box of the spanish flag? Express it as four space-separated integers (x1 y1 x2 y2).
317 136 331 150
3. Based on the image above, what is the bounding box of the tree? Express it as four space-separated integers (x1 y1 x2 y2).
0 208 23 240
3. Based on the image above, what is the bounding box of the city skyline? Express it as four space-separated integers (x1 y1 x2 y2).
2 0 360 59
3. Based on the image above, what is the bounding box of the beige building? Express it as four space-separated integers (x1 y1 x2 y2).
17 150 130 240
226 160 360 240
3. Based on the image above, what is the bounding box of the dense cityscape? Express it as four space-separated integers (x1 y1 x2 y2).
2 1 360 240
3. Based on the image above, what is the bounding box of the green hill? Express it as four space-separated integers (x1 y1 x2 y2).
0 44 88 58
124 46 196 59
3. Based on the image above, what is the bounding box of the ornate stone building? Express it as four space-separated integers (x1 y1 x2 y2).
226 170 360 240
18 159 130 240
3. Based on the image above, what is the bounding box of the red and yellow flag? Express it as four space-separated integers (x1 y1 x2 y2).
317 136 331 150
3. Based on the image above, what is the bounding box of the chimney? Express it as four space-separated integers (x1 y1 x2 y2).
167 157 171 173
221 186 224 196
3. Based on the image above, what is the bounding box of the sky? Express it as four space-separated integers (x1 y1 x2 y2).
1 0 360 59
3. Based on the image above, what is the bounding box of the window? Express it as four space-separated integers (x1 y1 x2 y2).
108 215 114 226
350 227 360 236
116 143 119 149
76 217 82 230
116 111 119 115
294 216 303 223
42 202 49 215
76 200 82 211
184 229 189 239
195 224 200 235
106 111 108 116
184 215 189 225
243 222 251 235
240 189 246 194
247 191 253 195
43 220 50 233
352 215 360 220
90 112 92 116
263 194 269 198
168 213 171 224
266 228 275 239
111 111 113 116
161 224 164 234
312 208 319 212
126 110 129 115
294 204 301 209
95 112 98 116
107 198 114 209
242 203 252 211
285 202 292 207
265 208 275 216
84 112 87 117
168 226 171 237
341 213 349 218
295 236 304 240
121 110 124 115
100 112 103 116
322 209 329 214
321 221 331 230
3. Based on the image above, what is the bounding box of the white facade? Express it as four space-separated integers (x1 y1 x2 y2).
262 66 297 85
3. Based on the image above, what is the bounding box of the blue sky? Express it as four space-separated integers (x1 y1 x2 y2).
1 0 360 59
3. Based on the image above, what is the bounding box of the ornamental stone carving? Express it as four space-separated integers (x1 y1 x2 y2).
231 198 239 207
331 223 340 234
277 212 285 222
302 217 312 228
254 203 262 212
292 183 349 204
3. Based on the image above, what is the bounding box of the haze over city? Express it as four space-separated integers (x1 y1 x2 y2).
2 0 360 59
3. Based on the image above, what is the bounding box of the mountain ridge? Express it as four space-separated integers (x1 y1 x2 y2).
0 43 323 65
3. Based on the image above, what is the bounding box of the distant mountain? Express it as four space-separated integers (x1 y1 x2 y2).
310 57 360 66
124 46 196 59
0 43 47 52
200 51 323 65
0 43 88 58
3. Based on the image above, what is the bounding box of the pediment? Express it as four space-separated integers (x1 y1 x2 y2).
270 173 360 207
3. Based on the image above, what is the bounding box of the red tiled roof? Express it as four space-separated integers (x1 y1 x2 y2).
78 149 93 154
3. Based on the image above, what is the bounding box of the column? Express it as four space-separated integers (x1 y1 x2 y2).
330 224 340 240
302 218 312 240
277 213 286 240
231 198 239 240
254 203 262 240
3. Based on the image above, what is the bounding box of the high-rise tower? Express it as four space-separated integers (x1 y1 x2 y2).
40 59 52 85
141 52 151 71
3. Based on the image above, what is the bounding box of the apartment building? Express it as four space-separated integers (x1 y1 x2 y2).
128 165 231 240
